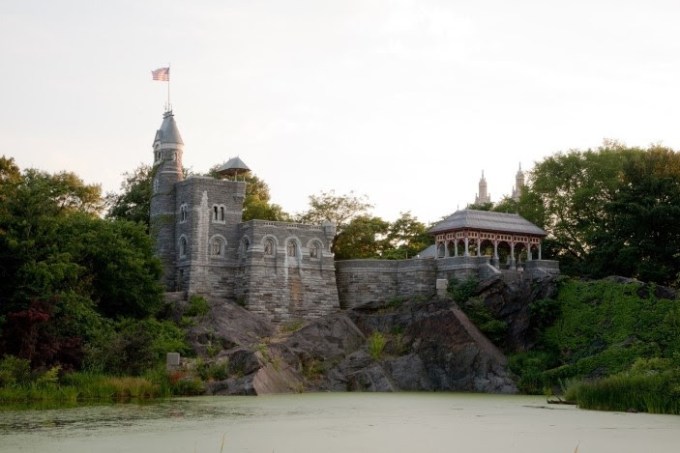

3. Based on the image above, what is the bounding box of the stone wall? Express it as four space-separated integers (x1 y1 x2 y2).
235 220 339 322
335 259 437 309
174 177 246 295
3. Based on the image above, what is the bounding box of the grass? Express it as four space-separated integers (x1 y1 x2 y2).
565 373 680 414
367 331 387 361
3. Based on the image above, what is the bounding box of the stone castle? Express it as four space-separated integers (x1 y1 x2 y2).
150 110 558 322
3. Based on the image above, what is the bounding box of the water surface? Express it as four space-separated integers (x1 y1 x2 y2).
1 393 679 453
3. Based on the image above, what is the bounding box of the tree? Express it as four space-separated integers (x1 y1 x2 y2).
381 212 432 259
333 215 389 260
527 145 636 274
105 163 154 229
299 190 372 252
240 174 289 221
0 159 164 370
588 147 680 285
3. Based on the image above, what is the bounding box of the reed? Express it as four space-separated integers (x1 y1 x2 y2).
568 372 680 414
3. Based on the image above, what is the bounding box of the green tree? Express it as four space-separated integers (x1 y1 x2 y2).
333 215 389 260
527 144 636 274
299 190 372 252
381 212 432 259
240 174 289 221
105 163 154 229
588 147 680 285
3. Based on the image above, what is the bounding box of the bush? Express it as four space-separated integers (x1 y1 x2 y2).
367 332 387 361
0 355 31 386
185 295 209 317
448 277 479 303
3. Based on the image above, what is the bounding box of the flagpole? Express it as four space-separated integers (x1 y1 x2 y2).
167 63 171 111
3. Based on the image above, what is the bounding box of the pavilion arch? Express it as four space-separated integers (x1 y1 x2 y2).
479 239 494 257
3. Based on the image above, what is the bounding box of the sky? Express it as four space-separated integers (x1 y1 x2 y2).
3 0 680 224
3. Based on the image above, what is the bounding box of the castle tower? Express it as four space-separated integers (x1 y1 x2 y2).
150 110 184 290
511 163 524 201
475 171 491 204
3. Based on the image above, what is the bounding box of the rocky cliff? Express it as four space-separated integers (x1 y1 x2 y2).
180 277 544 394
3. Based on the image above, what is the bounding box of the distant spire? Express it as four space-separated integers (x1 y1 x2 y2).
475 170 491 204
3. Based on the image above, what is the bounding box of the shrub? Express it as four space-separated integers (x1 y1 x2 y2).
367 332 387 361
185 295 209 317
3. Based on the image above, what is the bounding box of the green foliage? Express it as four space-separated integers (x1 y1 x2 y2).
300 190 372 253
196 359 229 381
566 369 680 414
185 295 210 317
447 277 479 303
458 297 507 345
521 145 680 285
367 331 387 361
333 215 389 260
0 355 31 387
510 278 680 397
280 318 305 333
85 318 187 376
105 164 154 230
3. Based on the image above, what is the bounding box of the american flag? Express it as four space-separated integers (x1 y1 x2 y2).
151 67 170 81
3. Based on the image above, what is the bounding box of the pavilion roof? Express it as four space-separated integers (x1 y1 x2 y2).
429 209 547 236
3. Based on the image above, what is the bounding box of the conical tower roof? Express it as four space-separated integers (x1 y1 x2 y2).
154 111 184 145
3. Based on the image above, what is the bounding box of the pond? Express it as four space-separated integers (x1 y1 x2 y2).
1 393 679 453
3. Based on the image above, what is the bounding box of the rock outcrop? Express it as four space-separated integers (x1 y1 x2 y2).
183 290 520 395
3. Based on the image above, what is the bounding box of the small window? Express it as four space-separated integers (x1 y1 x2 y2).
180 204 188 223
212 204 226 223
179 237 188 258
287 241 297 257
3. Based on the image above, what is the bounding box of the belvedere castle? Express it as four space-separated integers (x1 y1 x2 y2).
150 111 558 322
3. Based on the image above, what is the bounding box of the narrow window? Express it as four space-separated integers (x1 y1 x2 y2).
213 205 218 221
179 237 188 257
220 206 225 221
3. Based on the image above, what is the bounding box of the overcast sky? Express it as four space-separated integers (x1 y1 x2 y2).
3 0 680 223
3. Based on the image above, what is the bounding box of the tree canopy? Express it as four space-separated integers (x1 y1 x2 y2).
493 144 680 286
0 157 166 372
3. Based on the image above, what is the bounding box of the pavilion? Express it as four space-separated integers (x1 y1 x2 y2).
429 209 548 270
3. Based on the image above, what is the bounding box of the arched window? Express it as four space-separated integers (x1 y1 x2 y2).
212 204 226 223
179 236 188 258
264 239 275 256
209 236 226 257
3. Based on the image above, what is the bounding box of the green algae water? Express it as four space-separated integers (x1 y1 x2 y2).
1 393 679 453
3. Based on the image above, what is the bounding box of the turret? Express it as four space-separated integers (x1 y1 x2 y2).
475 170 491 204
150 110 184 290
512 163 525 201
